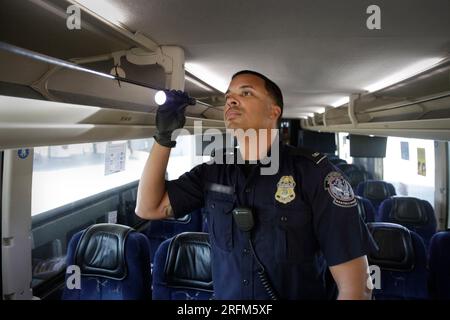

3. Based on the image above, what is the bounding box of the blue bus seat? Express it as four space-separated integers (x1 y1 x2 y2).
152 232 213 300
62 223 151 300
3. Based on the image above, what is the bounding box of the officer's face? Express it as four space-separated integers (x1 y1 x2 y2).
224 74 281 130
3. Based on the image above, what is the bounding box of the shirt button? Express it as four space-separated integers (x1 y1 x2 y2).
243 248 250 254
280 216 288 222
211 203 215 209
242 279 249 286
245 188 252 193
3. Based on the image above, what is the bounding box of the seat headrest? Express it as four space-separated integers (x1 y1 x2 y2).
164 232 213 291
390 197 428 225
367 222 415 271
364 181 390 200
75 223 133 280
347 170 369 188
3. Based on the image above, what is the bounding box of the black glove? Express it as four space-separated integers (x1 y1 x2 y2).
154 90 189 148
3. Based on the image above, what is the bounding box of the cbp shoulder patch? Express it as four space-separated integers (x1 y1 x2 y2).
324 171 357 208
275 175 296 204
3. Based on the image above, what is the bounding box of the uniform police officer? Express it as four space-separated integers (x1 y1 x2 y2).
136 70 372 300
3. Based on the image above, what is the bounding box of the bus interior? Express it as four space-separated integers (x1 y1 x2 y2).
1 0 450 300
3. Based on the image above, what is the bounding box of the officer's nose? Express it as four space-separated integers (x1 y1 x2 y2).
225 93 239 108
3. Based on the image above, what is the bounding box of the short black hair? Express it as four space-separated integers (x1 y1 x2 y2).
231 70 283 122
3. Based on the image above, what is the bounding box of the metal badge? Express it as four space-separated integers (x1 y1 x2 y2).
275 175 296 204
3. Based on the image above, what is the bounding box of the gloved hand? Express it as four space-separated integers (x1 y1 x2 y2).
154 90 189 148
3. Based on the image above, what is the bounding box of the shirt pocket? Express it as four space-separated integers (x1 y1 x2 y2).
276 203 316 264
205 192 235 252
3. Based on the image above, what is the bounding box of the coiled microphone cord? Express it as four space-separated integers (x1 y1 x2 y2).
248 239 278 300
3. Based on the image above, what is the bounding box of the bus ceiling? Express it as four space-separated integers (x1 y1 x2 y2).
0 0 450 147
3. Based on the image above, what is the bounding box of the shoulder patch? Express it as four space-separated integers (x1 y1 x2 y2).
324 171 357 208
289 147 327 165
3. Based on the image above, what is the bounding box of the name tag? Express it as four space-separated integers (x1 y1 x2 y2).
206 182 234 195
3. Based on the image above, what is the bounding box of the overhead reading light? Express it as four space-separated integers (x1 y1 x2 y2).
363 57 445 93
185 62 228 93
72 0 128 26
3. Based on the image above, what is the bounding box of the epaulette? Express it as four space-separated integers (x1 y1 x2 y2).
210 147 237 158
209 147 242 165
289 146 328 165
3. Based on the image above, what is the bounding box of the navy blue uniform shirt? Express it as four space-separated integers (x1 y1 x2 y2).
166 143 370 299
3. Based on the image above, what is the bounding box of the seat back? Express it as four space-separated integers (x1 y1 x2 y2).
356 180 396 211
62 223 151 300
367 222 428 300
378 197 437 247
355 196 376 223
428 231 450 299
355 196 375 223
346 170 372 190
143 209 203 262
336 163 372 190
152 232 213 300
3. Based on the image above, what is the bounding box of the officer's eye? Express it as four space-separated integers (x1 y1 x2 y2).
242 91 252 97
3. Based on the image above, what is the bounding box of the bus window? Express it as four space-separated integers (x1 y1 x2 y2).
338 132 352 164
166 135 210 180
32 138 155 215
383 137 435 208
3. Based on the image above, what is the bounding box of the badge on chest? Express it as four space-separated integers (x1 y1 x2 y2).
275 175 296 204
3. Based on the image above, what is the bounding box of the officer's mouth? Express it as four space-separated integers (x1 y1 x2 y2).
225 110 241 121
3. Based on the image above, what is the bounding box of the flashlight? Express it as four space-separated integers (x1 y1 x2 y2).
154 90 197 107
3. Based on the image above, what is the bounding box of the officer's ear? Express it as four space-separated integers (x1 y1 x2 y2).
270 104 282 121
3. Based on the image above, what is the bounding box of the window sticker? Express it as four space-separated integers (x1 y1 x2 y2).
104 142 127 175
417 148 426 176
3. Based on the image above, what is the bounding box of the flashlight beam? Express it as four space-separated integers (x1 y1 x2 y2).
0 41 118 80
